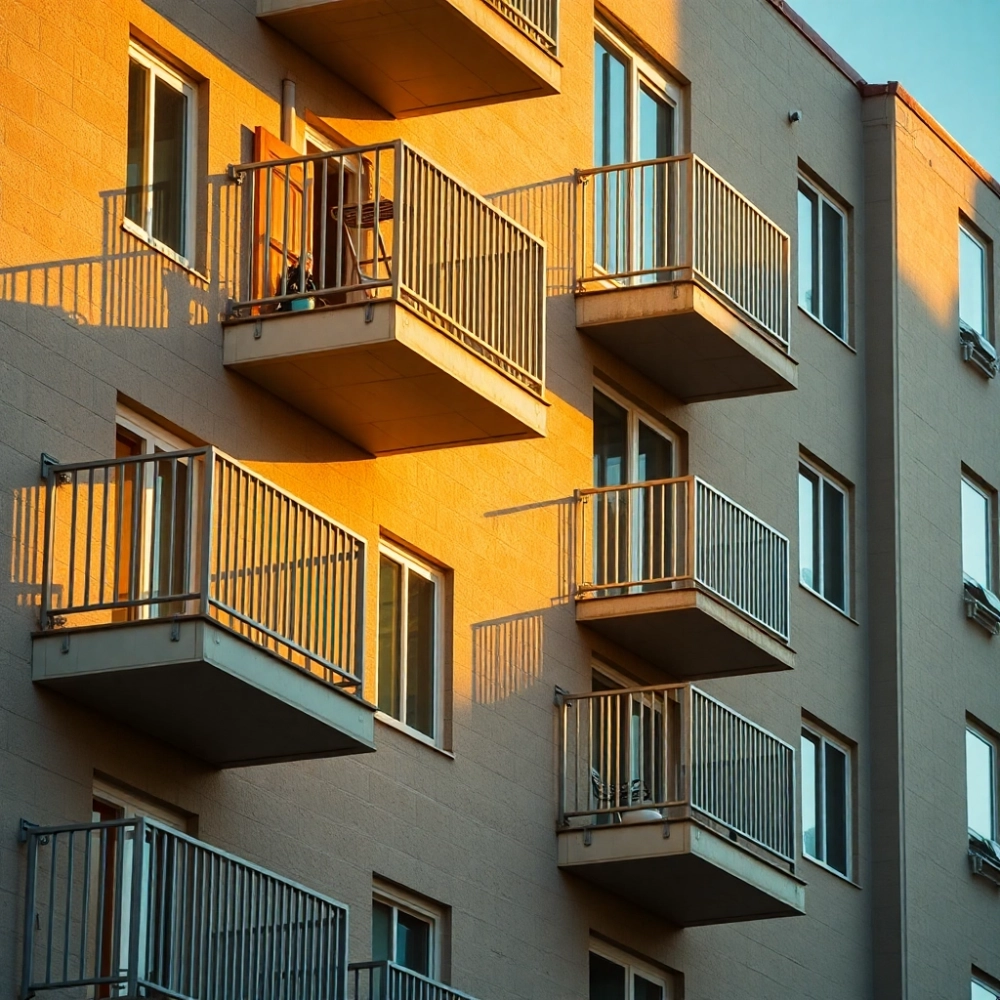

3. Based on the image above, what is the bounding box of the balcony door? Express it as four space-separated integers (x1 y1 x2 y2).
592 388 677 591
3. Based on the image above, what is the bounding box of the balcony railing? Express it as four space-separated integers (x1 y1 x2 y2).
487 0 558 53
557 684 796 864
577 154 790 347
21 817 349 1000
576 476 790 641
40 448 364 690
229 141 545 397
350 962 479 1000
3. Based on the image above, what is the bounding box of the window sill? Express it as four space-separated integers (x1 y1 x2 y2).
803 854 861 888
798 582 859 623
797 306 856 353
375 712 454 759
121 218 209 284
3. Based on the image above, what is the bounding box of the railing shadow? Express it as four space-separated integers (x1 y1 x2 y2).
471 610 544 705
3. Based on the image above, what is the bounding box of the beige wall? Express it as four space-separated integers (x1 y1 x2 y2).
1 0 996 997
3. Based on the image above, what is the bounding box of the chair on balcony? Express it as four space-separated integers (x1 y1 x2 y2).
330 197 394 298
590 768 661 824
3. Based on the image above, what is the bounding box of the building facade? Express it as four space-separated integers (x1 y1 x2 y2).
0 0 998 997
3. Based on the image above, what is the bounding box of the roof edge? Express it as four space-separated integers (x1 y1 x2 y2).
762 0 865 87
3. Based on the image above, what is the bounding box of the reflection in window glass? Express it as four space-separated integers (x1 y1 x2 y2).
372 898 433 977
797 187 818 317
973 982 1000 1000
594 39 628 168
799 462 848 611
801 726 851 876
962 478 992 587
967 727 996 839
801 731 818 858
960 227 988 337
821 201 845 335
798 180 846 339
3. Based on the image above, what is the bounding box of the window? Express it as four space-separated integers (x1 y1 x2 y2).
960 225 990 340
593 387 676 488
801 722 852 877
589 942 676 1000
967 724 997 841
798 178 847 340
377 542 444 743
126 43 196 260
798 459 849 612
963 475 995 589
372 888 441 978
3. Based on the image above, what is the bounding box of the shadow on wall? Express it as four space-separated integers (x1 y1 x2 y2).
471 610 545 705
488 175 578 296
9 485 45 621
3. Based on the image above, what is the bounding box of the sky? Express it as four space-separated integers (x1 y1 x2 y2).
788 0 1000 177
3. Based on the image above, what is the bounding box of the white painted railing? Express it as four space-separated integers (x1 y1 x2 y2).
578 154 790 346
229 141 545 396
576 476 790 641
557 684 796 864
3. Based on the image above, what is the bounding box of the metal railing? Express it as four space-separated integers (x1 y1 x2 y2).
229 141 546 396
576 476 789 641
577 154 790 346
557 684 796 864
350 962 481 1000
486 0 558 53
39 448 365 688
21 817 349 1000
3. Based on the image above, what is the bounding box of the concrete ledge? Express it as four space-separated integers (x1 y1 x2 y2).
225 299 547 454
576 280 797 402
33 617 376 767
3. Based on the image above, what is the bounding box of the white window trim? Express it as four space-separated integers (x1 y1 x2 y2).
962 473 995 590
960 222 990 340
797 177 849 342
376 541 445 746
589 939 675 999
93 778 190 831
127 42 197 264
801 722 853 880
116 404 192 453
973 976 1000 1000
594 21 684 161
373 883 442 979
967 721 998 842
593 382 679 485
798 458 850 615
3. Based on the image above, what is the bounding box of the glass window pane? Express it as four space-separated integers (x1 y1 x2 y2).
824 743 849 874
378 555 402 720
372 901 392 963
960 229 987 336
797 186 818 316
589 953 627 1000
405 571 436 738
967 728 995 839
633 974 664 1000
801 732 819 858
126 60 148 228
638 85 672 160
151 77 188 254
593 390 629 487
822 480 847 610
637 421 673 482
396 910 431 975
821 201 845 337
798 469 818 590
594 40 628 167
962 479 991 587
972 983 999 1000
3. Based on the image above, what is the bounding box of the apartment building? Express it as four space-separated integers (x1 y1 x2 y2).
0 0 998 996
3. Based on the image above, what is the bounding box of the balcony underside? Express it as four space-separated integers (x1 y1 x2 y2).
32 617 375 767
558 819 804 926
576 280 797 402
576 585 794 679
224 300 547 455
257 0 560 117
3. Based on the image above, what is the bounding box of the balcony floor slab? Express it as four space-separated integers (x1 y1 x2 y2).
575 585 794 679
558 819 805 926
32 617 375 767
224 300 547 454
576 280 797 402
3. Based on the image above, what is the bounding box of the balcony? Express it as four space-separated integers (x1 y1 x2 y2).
32 448 375 767
256 0 560 118
576 155 796 402
556 684 804 926
351 961 478 1000
225 141 547 455
575 477 793 678
20 816 349 999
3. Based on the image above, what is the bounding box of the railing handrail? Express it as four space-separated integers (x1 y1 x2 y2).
349 961 482 1000
485 0 558 53
693 476 790 546
577 474 694 498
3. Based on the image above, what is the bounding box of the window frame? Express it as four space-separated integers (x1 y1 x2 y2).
800 720 854 880
973 976 1000 1000
797 176 849 342
593 383 679 487
960 221 991 342
798 457 851 614
594 22 684 165
125 41 197 265
372 884 442 980
376 540 445 747
589 939 676 1000
967 720 998 842
961 472 996 591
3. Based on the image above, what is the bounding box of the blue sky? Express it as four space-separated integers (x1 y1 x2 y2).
788 0 1000 176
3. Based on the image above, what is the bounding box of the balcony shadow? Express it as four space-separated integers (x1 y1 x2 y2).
471 610 545 705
